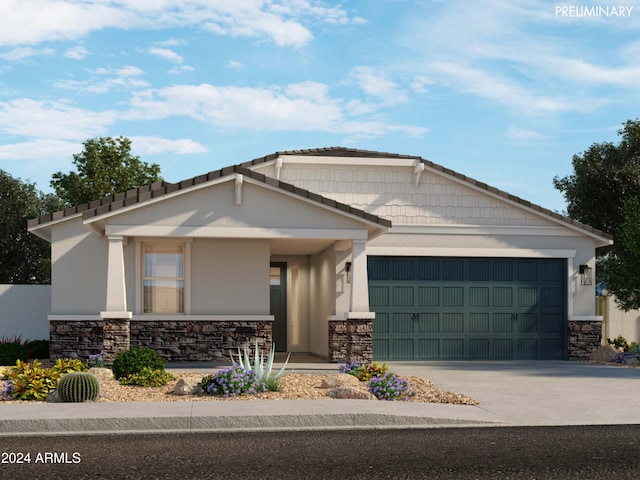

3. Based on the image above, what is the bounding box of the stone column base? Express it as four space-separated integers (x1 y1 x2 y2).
103 318 131 365
568 320 602 360
329 316 373 364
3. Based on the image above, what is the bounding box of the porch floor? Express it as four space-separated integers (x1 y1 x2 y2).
165 352 337 374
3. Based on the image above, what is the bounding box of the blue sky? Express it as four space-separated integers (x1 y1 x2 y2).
1 1 639 214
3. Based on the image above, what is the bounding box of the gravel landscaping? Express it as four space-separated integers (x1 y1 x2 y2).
1 366 479 405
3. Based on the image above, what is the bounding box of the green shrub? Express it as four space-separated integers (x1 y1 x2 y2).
112 347 165 380
57 372 100 402
0 341 28 366
1 359 87 401
119 367 175 387
338 361 389 382
608 335 630 352
25 340 49 360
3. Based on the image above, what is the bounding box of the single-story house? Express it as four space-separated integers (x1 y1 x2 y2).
28 147 612 363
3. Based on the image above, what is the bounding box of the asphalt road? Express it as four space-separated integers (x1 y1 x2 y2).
2 425 639 479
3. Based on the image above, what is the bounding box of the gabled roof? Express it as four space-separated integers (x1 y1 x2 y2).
240 146 613 243
28 146 612 244
27 164 391 240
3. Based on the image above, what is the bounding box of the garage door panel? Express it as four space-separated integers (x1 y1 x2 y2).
373 313 389 334
373 339 389 360
493 287 513 307
469 313 490 333
518 287 538 308
443 260 464 281
542 287 562 307
493 339 514 359
392 339 414 359
392 259 415 281
370 286 389 307
469 339 490 359
370 257 566 360
469 287 490 307
418 339 439 359
443 339 464 359
417 313 439 333
469 260 490 281
418 287 439 306
392 313 414 333
493 313 514 333
541 313 563 333
518 339 537 359
392 286 414 306
443 313 464 333
443 287 464 307
518 313 539 333
493 261 513 281
417 260 439 280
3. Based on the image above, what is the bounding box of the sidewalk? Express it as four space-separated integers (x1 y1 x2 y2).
1 361 638 435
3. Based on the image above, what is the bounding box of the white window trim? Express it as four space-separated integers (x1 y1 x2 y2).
135 239 192 315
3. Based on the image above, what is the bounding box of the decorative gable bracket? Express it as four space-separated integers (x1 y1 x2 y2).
414 161 425 187
235 173 244 205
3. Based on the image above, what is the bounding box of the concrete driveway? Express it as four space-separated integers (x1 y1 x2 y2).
388 360 640 426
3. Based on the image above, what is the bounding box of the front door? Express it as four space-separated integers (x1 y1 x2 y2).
270 262 287 352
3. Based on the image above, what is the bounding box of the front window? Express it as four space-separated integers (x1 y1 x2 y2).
143 243 185 313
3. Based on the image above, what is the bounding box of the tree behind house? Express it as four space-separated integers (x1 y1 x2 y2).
51 136 163 207
0 170 62 284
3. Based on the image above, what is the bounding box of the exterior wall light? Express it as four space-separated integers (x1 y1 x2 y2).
579 264 593 286
345 261 352 284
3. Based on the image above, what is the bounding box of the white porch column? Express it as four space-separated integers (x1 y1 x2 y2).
100 235 132 319
349 239 370 313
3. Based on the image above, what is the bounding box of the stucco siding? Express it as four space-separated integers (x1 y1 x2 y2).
309 246 336 357
51 217 107 314
110 181 367 231
190 238 269 315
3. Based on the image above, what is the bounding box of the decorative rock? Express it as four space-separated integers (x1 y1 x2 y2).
588 345 619 363
328 386 376 400
173 377 203 396
88 367 114 381
46 390 61 403
320 374 363 389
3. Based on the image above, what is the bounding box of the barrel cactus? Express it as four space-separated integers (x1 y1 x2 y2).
57 372 100 402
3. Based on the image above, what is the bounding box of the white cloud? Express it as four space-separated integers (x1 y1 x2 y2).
505 127 548 140
0 98 115 140
0 138 79 161
398 0 639 114
124 81 426 140
168 65 194 74
0 46 55 61
148 47 183 64
0 1 351 48
129 136 208 155
64 45 89 60
347 66 408 105
226 60 245 69
55 66 149 93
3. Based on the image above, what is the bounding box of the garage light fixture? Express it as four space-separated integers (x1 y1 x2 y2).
579 264 593 286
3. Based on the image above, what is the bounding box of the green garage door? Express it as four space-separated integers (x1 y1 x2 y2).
369 257 567 360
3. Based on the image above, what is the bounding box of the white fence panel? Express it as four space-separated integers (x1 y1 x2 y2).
0 285 51 341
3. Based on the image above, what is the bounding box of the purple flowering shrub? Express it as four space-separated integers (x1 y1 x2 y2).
201 365 266 398
614 351 640 365
367 372 416 401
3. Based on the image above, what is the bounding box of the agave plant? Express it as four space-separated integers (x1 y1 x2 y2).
231 340 291 388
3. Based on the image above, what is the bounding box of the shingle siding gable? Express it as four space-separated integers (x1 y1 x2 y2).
254 162 558 227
